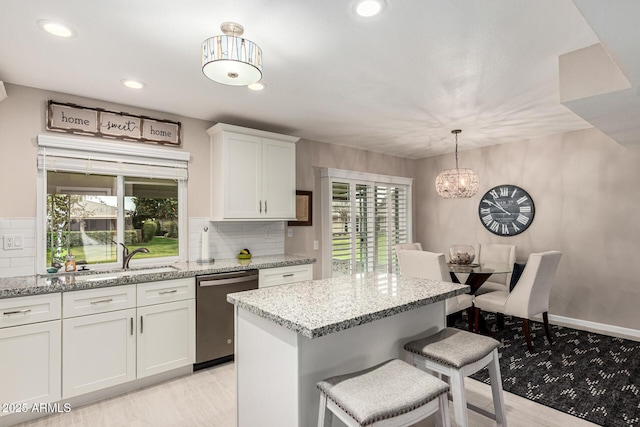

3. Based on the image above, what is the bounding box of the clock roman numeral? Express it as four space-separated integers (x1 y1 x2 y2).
490 189 499 199
490 221 499 232
482 214 493 225
500 187 509 197
482 199 494 206
517 196 529 205
511 188 518 198
480 207 490 215
501 224 510 235
520 205 532 213
512 223 520 232
516 214 529 225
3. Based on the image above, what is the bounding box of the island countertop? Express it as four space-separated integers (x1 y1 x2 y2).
0 255 315 299
227 272 468 339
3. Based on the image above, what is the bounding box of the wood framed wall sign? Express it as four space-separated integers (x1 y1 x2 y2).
46 100 181 146
288 190 312 226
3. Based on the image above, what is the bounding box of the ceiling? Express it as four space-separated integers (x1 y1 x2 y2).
0 1 618 158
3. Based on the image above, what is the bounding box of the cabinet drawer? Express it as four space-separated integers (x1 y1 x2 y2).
0 293 61 328
259 264 313 288
137 278 194 307
63 285 136 318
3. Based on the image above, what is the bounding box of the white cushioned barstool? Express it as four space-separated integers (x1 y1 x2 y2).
317 359 451 427
404 328 507 427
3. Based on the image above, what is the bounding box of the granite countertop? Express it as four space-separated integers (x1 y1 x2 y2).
227 272 468 339
0 255 316 299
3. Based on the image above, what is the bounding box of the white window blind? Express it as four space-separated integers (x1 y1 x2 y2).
323 168 412 277
37 134 189 180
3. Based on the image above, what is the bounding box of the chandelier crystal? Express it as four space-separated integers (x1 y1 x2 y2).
202 22 262 86
435 130 479 199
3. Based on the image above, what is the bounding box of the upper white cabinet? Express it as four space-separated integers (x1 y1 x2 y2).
208 123 299 221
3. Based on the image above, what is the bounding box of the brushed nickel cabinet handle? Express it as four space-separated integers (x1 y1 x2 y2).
259 200 262 213
282 273 294 277
140 316 144 334
90 298 113 305
159 289 178 295
265 200 268 213
3 309 32 316
130 317 133 336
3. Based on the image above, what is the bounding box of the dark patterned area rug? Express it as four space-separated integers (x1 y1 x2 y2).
454 313 640 426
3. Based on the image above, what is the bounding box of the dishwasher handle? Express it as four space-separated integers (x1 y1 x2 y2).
199 275 257 287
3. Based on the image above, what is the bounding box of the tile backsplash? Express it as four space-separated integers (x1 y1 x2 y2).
0 218 36 278
0 217 285 277
189 218 285 261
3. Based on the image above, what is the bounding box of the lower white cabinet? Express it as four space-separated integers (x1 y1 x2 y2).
62 279 195 399
137 299 195 378
0 320 61 411
259 264 313 288
0 293 61 413
62 308 136 398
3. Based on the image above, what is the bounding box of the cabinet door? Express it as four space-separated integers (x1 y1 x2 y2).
223 132 262 218
62 309 136 398
137 299 195 378
0 321 61 409
262 138 296 219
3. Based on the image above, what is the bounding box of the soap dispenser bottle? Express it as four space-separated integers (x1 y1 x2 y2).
65 251 76 272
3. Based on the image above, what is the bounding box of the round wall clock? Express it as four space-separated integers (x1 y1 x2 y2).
478 185 535 236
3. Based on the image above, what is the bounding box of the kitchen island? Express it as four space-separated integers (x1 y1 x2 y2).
227 272 468 427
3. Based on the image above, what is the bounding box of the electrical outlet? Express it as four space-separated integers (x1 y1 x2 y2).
287 228 293 238
3 234 23 250
313 240 319 250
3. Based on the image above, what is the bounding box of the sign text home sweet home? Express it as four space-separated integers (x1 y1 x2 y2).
47 101 181 146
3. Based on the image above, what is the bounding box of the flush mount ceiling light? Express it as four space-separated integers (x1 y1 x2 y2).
121 79 146 89
37 19 76 38
202 22 262 86
435 130 480 199
354 0 385 17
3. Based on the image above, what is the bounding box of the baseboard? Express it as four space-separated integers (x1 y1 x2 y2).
544 313 640 341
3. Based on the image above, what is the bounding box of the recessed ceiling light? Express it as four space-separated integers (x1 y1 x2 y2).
121 79 146 89
247 82 266 91
354 0 384 17
37 19 76 38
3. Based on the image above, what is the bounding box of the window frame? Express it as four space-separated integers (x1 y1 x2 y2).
36 134 189 273
320 167 413 278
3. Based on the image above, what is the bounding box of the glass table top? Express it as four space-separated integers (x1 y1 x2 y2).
447 262 513 275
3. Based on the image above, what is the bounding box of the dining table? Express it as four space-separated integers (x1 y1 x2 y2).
447 262 513 333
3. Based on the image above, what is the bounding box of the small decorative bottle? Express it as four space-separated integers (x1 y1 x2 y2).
65 252 76 272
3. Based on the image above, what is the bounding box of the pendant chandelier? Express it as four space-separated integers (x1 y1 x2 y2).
435 130 479 199
202 22 262 86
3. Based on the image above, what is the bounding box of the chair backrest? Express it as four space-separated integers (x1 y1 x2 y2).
394 242 423 252
504 251 562 318
477 243 517 286
396 250 449 282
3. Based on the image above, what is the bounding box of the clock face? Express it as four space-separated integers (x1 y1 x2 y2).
478 185 535 236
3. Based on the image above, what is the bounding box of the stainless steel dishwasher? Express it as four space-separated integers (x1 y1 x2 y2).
195 270 258 369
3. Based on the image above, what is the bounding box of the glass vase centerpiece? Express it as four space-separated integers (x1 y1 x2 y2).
449 244 475 265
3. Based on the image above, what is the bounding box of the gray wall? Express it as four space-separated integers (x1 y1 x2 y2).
414 128 640 330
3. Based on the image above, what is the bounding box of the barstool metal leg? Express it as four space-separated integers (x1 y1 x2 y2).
487 349 508 427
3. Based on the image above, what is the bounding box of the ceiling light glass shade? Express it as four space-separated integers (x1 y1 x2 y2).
435 129 479 198
435 168 479 198
202 34 262 86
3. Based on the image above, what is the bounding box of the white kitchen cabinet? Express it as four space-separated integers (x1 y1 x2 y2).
62 308 136 398
136 299 195 378
208 123 299 220
0 293 61 412
259 264 313 288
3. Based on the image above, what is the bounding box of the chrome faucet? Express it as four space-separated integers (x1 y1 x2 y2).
119 243 150 269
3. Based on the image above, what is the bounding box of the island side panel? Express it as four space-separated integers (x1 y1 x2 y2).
298 301 446 427
235 307 299 427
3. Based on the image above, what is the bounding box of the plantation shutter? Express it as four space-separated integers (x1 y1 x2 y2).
330 179 410 276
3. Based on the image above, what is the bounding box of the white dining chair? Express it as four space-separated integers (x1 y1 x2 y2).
474 243 516 294
473 251 563 352
394 242 423 252
396 250 474 320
